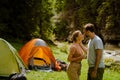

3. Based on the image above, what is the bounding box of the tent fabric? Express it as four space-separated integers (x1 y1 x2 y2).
19 38 61 71
0 38 26 77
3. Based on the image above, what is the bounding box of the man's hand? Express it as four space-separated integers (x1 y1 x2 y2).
91 70 97 78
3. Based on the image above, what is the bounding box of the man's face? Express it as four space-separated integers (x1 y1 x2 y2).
83 29 89 37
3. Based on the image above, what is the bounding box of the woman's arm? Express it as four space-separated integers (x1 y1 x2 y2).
80 43 87 54
67 46 83 62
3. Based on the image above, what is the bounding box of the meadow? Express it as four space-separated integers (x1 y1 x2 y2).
11 42 120 80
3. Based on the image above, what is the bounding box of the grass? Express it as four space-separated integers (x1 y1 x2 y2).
10 41 120 80
103 69 120 80
26 53 88 80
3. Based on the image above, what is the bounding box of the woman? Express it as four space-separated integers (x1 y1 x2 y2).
67 30 87 80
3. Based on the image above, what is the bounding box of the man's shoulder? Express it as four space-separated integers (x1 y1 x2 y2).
94 35 102 42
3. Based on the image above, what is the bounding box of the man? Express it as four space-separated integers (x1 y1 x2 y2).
83 23 105 80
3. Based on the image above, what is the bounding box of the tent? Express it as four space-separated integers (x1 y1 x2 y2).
19 38 61 71
0 38 26 78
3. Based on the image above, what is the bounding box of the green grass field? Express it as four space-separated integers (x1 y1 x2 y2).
11 42 120 80
26 53 120 80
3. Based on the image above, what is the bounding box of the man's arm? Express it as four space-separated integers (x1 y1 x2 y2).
91 49 102 78
94 49 102 71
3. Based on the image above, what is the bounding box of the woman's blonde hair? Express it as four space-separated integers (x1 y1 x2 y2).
71 30 81 42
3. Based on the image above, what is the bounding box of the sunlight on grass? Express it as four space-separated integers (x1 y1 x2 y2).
26 52 88 80
26 59 87 80
27 71 68 80
26 51 120 80
80 59 88 80
11 42 120 80
103 69 120 80
26 59 120 80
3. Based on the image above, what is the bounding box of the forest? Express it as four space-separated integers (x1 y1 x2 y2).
0 0 120 44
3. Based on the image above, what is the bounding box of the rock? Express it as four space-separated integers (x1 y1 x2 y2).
103 50 120 66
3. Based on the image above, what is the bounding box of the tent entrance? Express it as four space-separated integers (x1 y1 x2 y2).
34 57 47 66
28 56 51 70
33 57 51 70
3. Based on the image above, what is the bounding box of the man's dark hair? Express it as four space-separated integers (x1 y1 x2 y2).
84 23 105 45
84 23 95 32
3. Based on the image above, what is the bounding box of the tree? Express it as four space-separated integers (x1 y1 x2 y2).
97 0 120 43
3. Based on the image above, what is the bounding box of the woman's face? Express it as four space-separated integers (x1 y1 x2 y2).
77 32 84 41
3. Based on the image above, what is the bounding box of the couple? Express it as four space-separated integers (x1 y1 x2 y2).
67 23 105 80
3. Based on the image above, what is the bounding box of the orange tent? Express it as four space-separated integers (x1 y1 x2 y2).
19 38 60 71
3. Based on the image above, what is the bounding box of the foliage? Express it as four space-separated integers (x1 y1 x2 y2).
110 63 120 73
52 0 120 42
53 20 69 41
104 58 114 66
0 0 120 43
0 0 56 41
97 0 120 42
104 57 120 72
104 57 120 73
